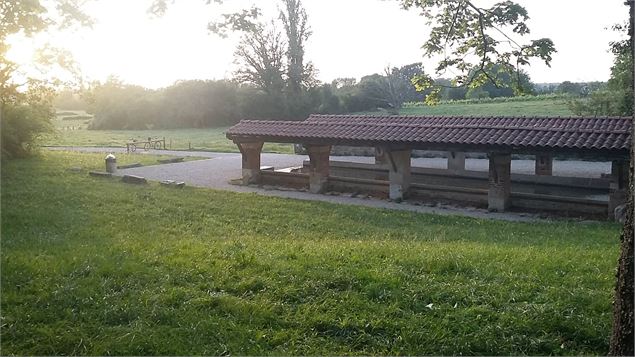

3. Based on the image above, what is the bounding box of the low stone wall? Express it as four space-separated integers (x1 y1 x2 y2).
258 165 609 219
309 160 610 192
254 156 614 218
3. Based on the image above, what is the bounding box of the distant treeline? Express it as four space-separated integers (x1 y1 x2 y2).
56 63 433 130
53 66 610 130
79 78 418 130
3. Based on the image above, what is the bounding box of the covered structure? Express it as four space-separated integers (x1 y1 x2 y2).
227 115 631 219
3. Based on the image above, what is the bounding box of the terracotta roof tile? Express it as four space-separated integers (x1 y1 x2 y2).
226 114 632 154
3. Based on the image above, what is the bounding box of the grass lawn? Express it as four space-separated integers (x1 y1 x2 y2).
2 152 619 355
43 125 294 154
398 98 575 116
43 98 573 154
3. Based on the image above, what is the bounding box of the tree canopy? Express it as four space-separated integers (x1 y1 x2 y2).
0 0 92 158
400 0 555 104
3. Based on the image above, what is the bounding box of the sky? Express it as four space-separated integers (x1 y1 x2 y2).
7 0 631 89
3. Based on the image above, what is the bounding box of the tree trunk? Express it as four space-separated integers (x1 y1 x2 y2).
609 1 635 355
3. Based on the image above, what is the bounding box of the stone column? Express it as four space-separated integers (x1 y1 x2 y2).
307 145 331 194
535 154 553 176
447 151 466 172
238 141 263 185
488 152 512 212
387 149 412 201
609 160 629 220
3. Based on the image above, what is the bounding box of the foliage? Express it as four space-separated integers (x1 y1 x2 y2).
228 0 317 120
1 150 621 355
53 88 88 110
279 0 314 93
568 22 633 117
466 86 490 99
1 89 55 157
401 0 555 104
84 62 434 129
0 0 92 158
234 24 286 95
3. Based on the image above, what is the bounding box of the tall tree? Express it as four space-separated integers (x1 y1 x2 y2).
279 0 313 93
609 3 634 355
233 23 286 95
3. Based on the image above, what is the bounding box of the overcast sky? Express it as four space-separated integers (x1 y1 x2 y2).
8 0 630 89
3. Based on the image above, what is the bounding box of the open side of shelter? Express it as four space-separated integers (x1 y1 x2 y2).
227 115 632 220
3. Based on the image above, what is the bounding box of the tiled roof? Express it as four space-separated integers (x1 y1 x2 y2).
226 115 632 155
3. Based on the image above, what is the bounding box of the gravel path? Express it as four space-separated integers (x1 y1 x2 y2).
47 146 612 222
47 146 611 178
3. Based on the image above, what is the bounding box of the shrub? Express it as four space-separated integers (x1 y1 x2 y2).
1 101 54 158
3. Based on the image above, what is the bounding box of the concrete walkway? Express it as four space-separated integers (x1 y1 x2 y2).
47 146 613 222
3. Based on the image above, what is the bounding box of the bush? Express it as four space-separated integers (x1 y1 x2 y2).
1 101 54 158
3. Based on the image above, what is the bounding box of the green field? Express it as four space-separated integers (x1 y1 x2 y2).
1 151 619 355
46 113 293 154
399 98 575 116
43 98 574 153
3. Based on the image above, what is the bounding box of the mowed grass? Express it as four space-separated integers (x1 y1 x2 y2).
398 98 575 116
2 152 619 356
43 98 573 154
43 125 294 154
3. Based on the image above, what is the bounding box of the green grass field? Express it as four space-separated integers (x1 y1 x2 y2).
44 125 293 154
43 98 573 154
399 98 574 116
1 151 619 355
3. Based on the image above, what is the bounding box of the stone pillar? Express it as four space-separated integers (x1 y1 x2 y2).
488 152 512 212
447 151 466 172
535 154 553 176
387 149 412 201
307 145 331 194
238 141 263 185
609 160 629 220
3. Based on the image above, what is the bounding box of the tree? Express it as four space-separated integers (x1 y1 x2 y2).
0 0 91 158
569 23 633 117
401 0 555 104
609 3 634 355
279 0 314 93
233 23 286 95
558 81 583 95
